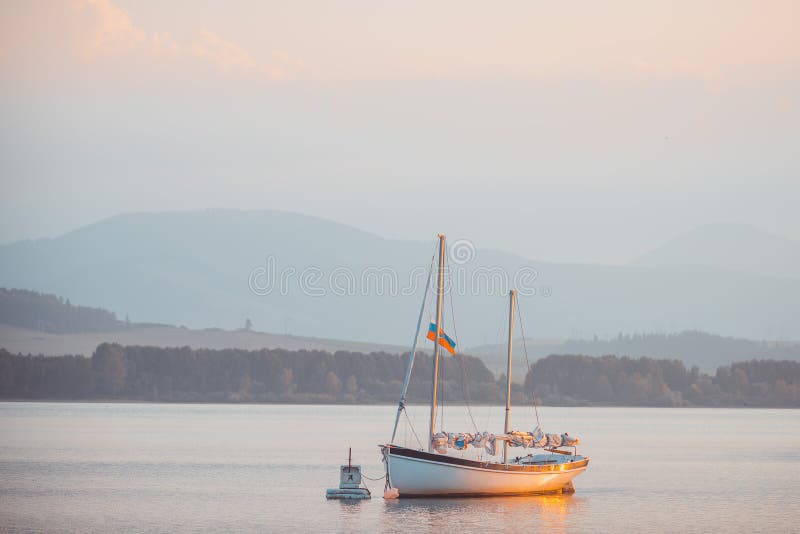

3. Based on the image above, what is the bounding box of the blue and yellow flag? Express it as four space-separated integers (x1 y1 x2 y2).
427 323 456 355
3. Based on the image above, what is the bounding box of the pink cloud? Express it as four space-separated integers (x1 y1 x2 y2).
1 0 301 88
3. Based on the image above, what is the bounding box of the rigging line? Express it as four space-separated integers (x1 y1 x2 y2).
515 296 541 429
403 409 423 449
446 261 479 434
484 303 507 431
457 353 479 433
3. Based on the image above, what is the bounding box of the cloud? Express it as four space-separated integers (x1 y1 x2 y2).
1 0 301 88
193 29 257 71
73 0 146 56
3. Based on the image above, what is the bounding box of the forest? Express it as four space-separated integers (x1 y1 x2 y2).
527 354 799 407
0 344 797 407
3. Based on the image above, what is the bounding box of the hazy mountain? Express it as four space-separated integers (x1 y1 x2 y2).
468 331 800 373
1 210 799 351
632 223 800 278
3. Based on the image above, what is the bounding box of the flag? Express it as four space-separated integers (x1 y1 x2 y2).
427 322 456 355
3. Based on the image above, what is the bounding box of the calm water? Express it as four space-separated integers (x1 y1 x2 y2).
0 402 798 532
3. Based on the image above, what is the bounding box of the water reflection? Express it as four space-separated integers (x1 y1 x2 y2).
383 493 587 531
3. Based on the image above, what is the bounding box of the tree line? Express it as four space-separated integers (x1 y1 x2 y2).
0 344 499 404
526 354 799 407
0 344 797 406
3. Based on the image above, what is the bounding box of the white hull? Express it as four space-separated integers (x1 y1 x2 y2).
384 446 588 497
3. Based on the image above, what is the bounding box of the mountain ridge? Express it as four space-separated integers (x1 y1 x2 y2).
632 222 800 278
1 210 799 347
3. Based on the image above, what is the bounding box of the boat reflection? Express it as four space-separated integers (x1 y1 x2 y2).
383 493 586 531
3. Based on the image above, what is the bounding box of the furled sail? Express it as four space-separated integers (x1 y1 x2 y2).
431 427 579 455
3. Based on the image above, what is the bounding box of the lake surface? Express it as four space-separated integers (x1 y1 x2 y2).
1 402 798 532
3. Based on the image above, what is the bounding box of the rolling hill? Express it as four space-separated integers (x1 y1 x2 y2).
0 323 408 359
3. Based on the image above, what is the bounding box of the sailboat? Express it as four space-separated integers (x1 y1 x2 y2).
380 234 589 497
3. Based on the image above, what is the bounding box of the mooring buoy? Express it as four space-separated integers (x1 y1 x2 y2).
325 448 371 500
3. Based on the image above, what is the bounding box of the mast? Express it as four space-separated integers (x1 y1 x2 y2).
503 289 516 465
428 234 446 452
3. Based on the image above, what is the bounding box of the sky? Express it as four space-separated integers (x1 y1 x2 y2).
1 0 798 263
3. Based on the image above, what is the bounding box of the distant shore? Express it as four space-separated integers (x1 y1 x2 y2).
1 399 796 409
